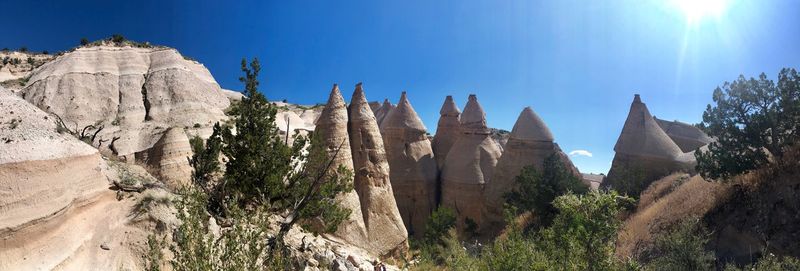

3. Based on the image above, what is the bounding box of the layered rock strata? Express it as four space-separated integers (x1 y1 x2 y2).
380 92 438 237
347 83 409 257
19 46 231 158
605 94 696 195
440 94 502 231
432 95 461 171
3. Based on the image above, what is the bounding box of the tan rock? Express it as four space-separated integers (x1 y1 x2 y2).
347 83 408 257
20 46 231 158
138 127 193 189
482 107 581 234
374 99 395 126
432 95 461 170
440 94 502 231
654 117 713 152
605 94 695 195
1 88 156 270
380 92 438 237
315 84 370 251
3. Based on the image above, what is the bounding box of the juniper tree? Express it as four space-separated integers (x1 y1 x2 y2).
697 68 800 180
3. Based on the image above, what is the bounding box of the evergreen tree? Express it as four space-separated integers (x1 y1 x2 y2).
697 68 800 180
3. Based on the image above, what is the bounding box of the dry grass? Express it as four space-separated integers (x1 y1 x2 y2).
616 174 731 259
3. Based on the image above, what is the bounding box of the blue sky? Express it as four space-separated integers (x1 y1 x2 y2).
2 0 799 174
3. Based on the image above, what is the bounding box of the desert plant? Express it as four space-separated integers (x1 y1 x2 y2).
645 217 715 270
111 34 126 44
80 38 89 46
697 68 800 180
19 46 27 52
724 253 800 271
505 153 589 228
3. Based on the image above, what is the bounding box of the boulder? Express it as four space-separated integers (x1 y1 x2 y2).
482 107 580 234
347 83 408 257
605 94 695 195
315 84 369 251
138 127 193 189
19 46 231 158
440 94 502 231
432 95 461 170
380 92 438 237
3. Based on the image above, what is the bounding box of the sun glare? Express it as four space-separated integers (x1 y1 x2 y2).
672 0 729 24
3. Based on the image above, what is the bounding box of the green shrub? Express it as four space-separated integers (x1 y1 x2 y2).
645 218 715 270
697 68 800 180
80 38 89 46
111 34 126 43
505 153 589 228
724 253 800 271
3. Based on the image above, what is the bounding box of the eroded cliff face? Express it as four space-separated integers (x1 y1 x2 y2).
19 46 231 159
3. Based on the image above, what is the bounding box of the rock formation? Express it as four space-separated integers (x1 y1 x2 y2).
374 99 395 126
138 127 193 189
314 84 370 252
380 92 438 238
482 107 581 233
432 95 461 170
605 94 695 195
369 101 381 113
440 94 502 231
19 46 231 159
347 83 409 257
0 87 160 270
654 117 713 152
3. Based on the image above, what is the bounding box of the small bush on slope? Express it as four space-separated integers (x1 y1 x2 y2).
505 153 589 229
644 217 715 270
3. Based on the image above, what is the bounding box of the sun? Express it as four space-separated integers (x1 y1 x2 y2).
672 0 729 24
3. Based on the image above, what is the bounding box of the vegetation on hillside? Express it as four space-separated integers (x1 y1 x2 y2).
147 58 354 270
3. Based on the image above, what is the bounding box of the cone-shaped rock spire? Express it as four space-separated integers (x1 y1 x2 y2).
380 91 438 238
432 95 462 170
482 107 583 234
347 83 409 257
440 94 502 232
144 127 194 190
605 94 695 195
314 84 369 247
374 99 395 127
460 94 489 133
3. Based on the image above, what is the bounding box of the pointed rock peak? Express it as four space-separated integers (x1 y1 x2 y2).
633 94 641 104
439 95 460 116
382 98 391 107
614 94 684 159
382 91 427 132
316 84 348 125
348 83 376 122
460 94 488 130
511 106 554 142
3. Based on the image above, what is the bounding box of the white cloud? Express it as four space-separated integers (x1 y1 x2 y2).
569 150 593 158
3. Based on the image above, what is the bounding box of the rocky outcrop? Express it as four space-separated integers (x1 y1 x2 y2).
380 92 438 238
605 95 696 195
138 127 193 189
432 95 461 170
482 107 580 234
315 84 370 253
374 99 395 126
347 84 409 257
0 88 158 270
654 117 713 153
19 46 231 159
440 94 502 231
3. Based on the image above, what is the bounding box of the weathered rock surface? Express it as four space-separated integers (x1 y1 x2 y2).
137 127 193 189
19 46 231 158
373 99 395 126
482 107 581 234
440 94 502 231
315 84 370 253
605 95 696 195
0 88 159 270
380 92 438 238
654 117 713 153
432 95 461 170
0 51 53 85
347 84 408 257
